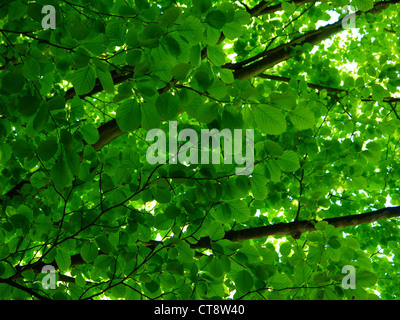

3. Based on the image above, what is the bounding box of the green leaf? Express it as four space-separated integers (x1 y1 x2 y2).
126 50 142 66
80 242 98 263
2 70 25 93
196 102 219 123
227 200 250 222
171 63 192 81
66 151 81 176
221 106 243 130
267 160 281 182
206 10 226 29
220 69 234 84
126 29 139 48
116 100 141 132
72 66 96 96
192 70 212 92
253 105 286 135
47 95 65 111
95 234 115 254
234 270 253 293
141 101 161 130
176 241 194 263
222 20 243 40
12 139 33 158
282 0 296 14
9 214 30 230
208 222 225 241
178 16 204 45
33 104 49 131
156 92 179 120
270 92 296 109
137 79 157 97
264 140 283 156
208 257 224 278
75 273 87 287
137 224 151 242
30 171 50 189
294 262 312 284
353 0 374 11
68 17 90 40
94 254 113 270
251 164 268 200
56 249 71 272
23 58 40 80
51 155 73 190
277 151 300 172
37 137 58 161
158 6 181 27
153 186 171 204
289 106 315 130
164 35 181 58
314 221 328 231
189 45 202 68
307 231 324 243
328 236 341 249
21 269 36 282
111 284 126 298
164 205 181 219
106 21 125 44
145 280 160 293
97 69 114 94
371 84 387 101
193 0 211 13
135 0 150 11
357 269 378 287
80 123 100 145
268 272 292 290
207 45 226 66
18 94 40 116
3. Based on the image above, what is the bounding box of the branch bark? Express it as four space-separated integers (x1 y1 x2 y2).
260 73 400 102
15 206 400 276
190 206 400 249
3 0 398 201
230 0 400 80
248 0 316 17
0 278 50 300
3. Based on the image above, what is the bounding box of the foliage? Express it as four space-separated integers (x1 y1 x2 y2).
0 0 400 300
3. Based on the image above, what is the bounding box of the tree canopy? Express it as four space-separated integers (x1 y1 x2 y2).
0 0 400 300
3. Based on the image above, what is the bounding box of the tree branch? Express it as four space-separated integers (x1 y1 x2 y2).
10 205 400 288
190 206 400 249
260 73 400 103
0 278 50 300
248 0 316 17
4 0 399 203
230 0 400 80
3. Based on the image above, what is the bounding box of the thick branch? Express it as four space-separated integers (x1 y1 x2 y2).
88 0 399 152
260 73 400 102
190 206 400 249
7 204 398 299
0 278 50 300
232 0 399 80
17 206 400 274
248 0 316 17
4 0 398 202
